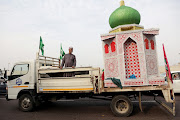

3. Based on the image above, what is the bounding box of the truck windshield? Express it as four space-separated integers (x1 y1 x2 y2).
11 64 29 76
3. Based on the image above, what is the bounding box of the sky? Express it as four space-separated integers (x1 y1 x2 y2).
0 0 180 70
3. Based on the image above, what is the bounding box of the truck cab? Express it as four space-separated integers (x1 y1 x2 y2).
7 61 36 100
6 54 101 104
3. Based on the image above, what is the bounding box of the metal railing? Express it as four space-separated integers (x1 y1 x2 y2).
37 53 61 68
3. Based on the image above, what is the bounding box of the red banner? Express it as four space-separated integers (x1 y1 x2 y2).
162 44 173 83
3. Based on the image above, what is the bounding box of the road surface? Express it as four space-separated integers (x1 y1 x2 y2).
0 94 180 120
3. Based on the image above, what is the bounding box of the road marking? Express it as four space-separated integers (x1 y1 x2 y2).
132 101 156 103
57 100 74 102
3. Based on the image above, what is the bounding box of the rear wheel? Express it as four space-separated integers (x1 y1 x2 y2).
19 94 34 112
110 95 133 117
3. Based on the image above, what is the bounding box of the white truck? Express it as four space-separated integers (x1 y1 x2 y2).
5 53 175 117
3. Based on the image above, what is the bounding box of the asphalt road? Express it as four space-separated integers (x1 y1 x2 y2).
0 94 180 120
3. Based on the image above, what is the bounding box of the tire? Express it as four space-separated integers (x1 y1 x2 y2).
110 95 133 117
19 94 35 112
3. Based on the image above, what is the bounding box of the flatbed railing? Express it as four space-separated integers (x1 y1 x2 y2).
38 54 61 67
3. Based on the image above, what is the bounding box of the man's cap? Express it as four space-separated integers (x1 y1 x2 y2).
69 46 73 49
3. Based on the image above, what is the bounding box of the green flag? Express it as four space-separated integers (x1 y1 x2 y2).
60 43 65 60
39 36 44 55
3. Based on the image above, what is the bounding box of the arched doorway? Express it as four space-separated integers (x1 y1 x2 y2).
124 38 141 79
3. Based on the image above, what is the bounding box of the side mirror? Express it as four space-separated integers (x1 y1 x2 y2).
8 75 13 81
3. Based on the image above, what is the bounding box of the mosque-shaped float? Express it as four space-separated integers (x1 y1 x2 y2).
101 0 164 87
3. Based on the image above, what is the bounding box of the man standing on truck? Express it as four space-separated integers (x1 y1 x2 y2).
60 47 76 77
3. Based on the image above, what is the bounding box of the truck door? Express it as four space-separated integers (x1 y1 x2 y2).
7 63 30 99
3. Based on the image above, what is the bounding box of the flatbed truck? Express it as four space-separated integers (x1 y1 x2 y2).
5 53 175 117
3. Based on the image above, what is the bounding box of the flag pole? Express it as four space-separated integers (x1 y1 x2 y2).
59 43 61 68
37 36 40 62
162 44 172 88
38 48 40 55
59 58 61 68
38 36 40 55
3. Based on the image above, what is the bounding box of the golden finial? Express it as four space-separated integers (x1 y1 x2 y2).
120 0 125 6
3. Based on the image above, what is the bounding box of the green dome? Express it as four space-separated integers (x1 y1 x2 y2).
109 5 141 28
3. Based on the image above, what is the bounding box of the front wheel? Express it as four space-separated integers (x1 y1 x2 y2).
19 94 34 112
110 95 133 117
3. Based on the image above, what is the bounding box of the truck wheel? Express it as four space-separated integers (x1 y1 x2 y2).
19 94 34 112
110 95 133 117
